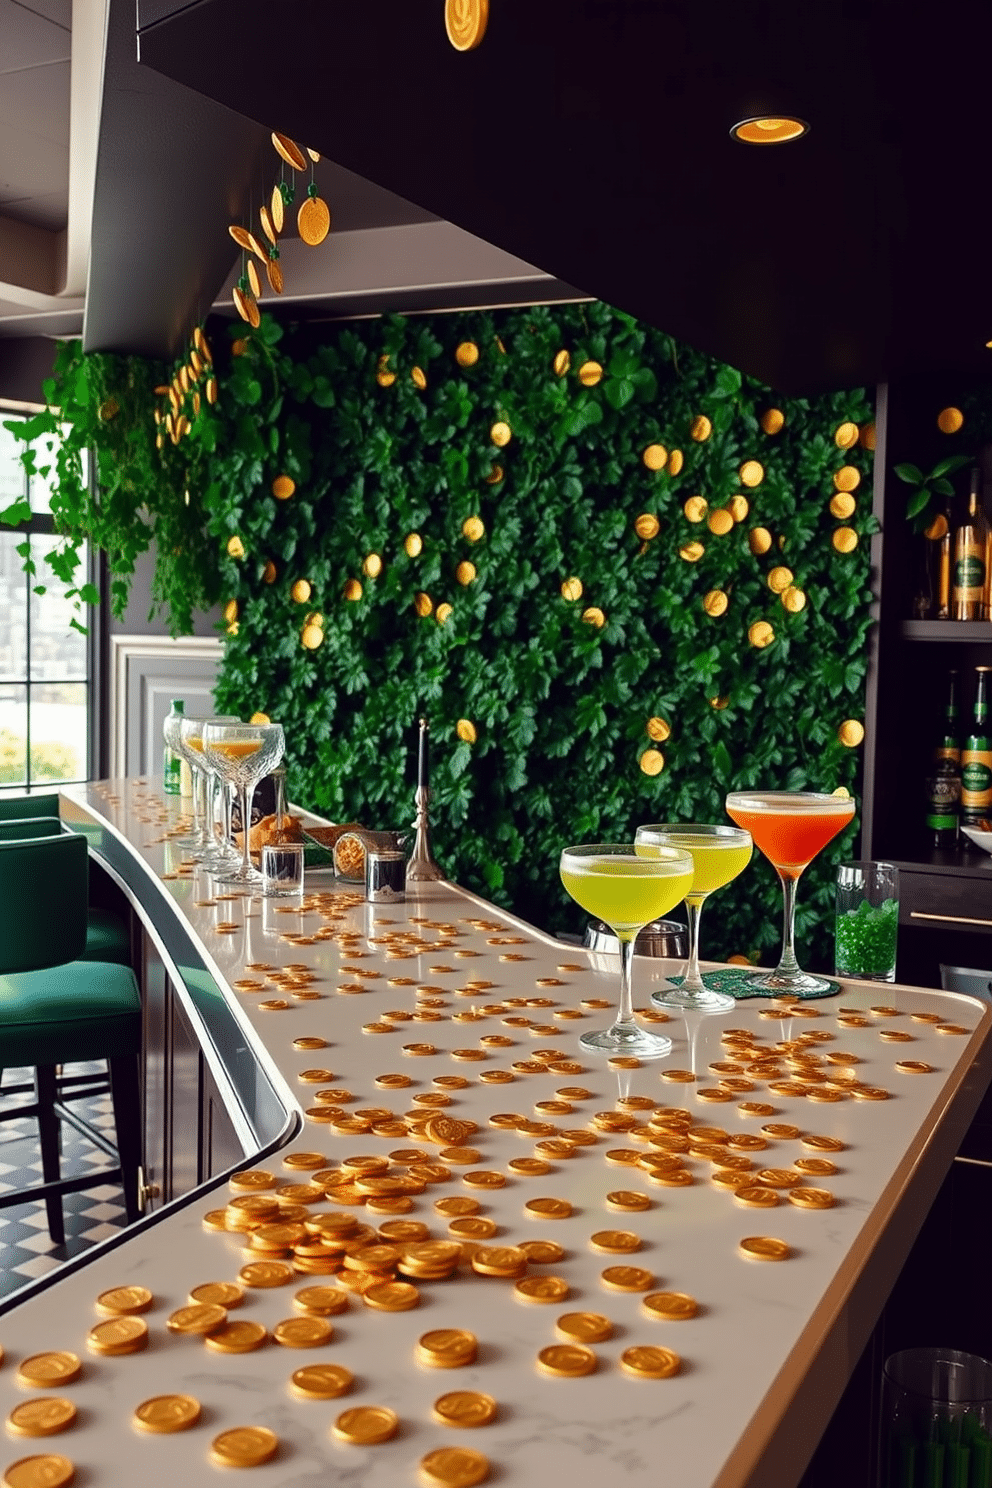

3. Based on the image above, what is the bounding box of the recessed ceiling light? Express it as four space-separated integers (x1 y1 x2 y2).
731 116 809 145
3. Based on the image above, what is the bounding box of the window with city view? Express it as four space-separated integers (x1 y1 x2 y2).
0 415 91 795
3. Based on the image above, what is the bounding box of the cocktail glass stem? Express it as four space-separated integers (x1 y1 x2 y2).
237 782 256 880
610 934 640 1043
776 873 802 978
681 898 706 994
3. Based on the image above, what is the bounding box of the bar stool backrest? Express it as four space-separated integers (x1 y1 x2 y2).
0 832 88 975
0 793 61 821
0 817 65 842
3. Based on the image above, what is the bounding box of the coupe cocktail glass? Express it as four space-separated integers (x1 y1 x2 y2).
559 843 694 1058
203 721 286 889
724 791 855 994
635 823 753 1012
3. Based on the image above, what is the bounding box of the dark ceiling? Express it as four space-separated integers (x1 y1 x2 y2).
135 0 992 395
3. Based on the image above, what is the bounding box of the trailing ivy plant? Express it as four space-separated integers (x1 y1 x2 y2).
2 304 876 968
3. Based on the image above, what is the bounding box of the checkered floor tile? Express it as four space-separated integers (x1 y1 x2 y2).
0 1062 128 1301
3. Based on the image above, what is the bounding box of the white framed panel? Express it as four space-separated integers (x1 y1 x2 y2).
109 635 224 778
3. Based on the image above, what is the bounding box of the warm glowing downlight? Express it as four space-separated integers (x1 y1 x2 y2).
731 116 809 145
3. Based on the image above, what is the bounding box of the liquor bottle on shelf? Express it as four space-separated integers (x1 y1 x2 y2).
163 698 184 794
925 499 953 620
951 468 991 621
960 666 992 832
924 670 961 847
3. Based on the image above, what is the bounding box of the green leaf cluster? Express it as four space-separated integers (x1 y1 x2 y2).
2 302 876 970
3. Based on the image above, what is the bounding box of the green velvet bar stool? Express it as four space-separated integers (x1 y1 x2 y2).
0 829 142 1245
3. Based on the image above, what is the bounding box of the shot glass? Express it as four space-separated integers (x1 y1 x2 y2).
835 860 899 982
879 1348 992 1488
261 841 304 898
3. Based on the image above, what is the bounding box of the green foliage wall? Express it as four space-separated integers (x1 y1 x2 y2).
4 302 876 966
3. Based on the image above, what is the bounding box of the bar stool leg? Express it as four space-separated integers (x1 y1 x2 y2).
109 1054 141 1224
35 1064 66 1246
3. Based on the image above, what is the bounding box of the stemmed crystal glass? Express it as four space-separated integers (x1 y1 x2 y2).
203 720 286 889
559 842 694 1058
724 790 856 994
198 716 243 870
636 823 753 1013
174 716 215 853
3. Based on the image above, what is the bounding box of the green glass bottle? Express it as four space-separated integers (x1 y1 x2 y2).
960 667 992 829
163 698 185 794
925 671 960 847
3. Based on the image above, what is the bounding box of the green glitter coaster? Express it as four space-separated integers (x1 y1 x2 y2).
666 968 840 1000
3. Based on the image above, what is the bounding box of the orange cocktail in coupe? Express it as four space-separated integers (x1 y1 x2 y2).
725 791 855 994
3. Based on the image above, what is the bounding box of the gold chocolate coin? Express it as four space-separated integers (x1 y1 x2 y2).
518 1240 565 1265
2 1456 75 1488
589 1230 641 1254
86 1316 148 1356
189 1282 243 1308
332 1406 399 1445
167 1303 228 1335
896 1061 935 1074
289 1364 354 1400
619 1345 681 1379
537 1344 597 1378
800 1134 845 1151
420 1446 491 1488
15 1355 81 1389
417 1330 478 1368
271 132 306 170
293 1285 350 1316
6 1400 77 1438
739 1236 791 1261
601 1266 654 1292
273 1316 334 1347
210 1426 279 1468
298 194 331 247
643 1291 699 1321
514 1275 569 1303
204 1320 268 1354
363 1282 421 1312
471 1245 527 1277
555 1312 613 1343
787 1187 835 1210
524 1197 572 1219
240 1261 294 1288
95 1286 153 1315
432 1391 498 1428
133 1395 201 1434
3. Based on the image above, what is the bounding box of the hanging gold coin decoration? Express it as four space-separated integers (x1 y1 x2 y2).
229 225 267 261
445 0 489 51
233 286 252 324
271 184 285 235
259 205 277 246
246 259 262 298
306 146 321 163
553 350 571 377
760 408 785 434
267 255 284 295
298 184 331 246
272 132 307 171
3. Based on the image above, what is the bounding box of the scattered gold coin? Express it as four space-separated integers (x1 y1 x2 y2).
289 1364 354 1400
293 1286 350 1316
537 1344 597 1378
555 1312 613 1343
95 1286 153 1315
518 1240 566 1264
2 1455 75 1488
167 1303 228 1336
209 1426 279 1468
189 1282 243 1309
606 1191 651 1212
514 1275 570 1303
619 1345 681 1379
15 1355 81 1389
524 1197 572 1219
739 1236 792 1261
86 1317 148 1356
363 1282 421 1312
133 1395 201 1434
239 1261 294 1288
601 1266 654 1292
6 1399 77 1438
787 1187 835 1210
419 1446 491 1488
642 1291 699 1321
432 1391 498 1428
417 1330 478 1368
896 1061 935 1074
204 1320 268 1354
272 1316 334 1347
589 1230 641 1254
332 1406 399 1445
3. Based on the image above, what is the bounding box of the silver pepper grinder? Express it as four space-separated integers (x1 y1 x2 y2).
406 716 444 883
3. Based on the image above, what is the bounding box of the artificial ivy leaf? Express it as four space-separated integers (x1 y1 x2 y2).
905 488 931 519
893 463 924 484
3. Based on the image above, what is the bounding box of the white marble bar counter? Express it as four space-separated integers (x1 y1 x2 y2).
2 777 991 1488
